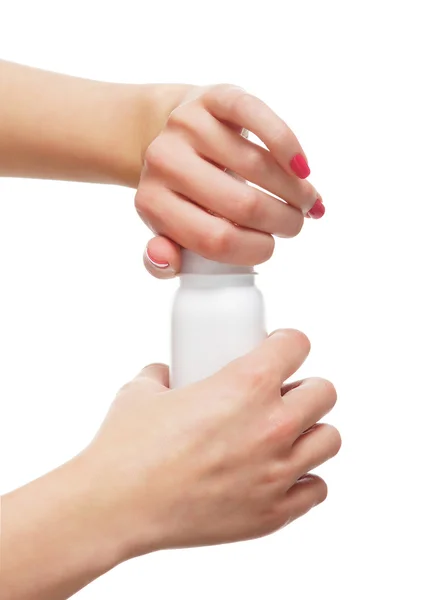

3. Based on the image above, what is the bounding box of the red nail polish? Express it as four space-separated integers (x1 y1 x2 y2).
290 154 310 179
146 248 170 268
307 199 325 219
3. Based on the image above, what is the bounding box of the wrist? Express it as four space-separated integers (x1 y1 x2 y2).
61 452 132 568
1 456 126 599
0 63 194 188
73 445 165 562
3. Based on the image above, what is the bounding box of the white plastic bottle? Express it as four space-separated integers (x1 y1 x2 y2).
171 249 266 388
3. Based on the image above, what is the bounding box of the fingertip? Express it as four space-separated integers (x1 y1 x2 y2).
296 473 328 505
268 329 311 354
144 237 182 279
290 153 311 179
313 476 329 505
307 198 325 220
244 329 311 385
255 234 275 265
137 363 170 388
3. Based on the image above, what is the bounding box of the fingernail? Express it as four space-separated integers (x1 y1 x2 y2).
268 328 287 338
146 249 170 269
298 474 315 483
307 199 325 219
290 153 310 179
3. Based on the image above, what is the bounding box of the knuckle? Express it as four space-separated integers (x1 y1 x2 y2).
134 187 165 232
168 105 196 132
198 221 233 259
268 120 289 146
134 188 156 219
261 463 283 486
236 186 261 223
144 140 170 172
231 90 255 120
272 460 293 484
250 364 270 388
244 147 267 173
236 360 273 391
134 189 146 214
251 363 275 389
266 406 296 444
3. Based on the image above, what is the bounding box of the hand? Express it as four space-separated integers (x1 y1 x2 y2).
81 329 340 557
1 329 340 599
135 85 325 279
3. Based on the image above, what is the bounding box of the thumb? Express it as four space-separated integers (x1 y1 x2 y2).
144 236 181 279
135 363 170 391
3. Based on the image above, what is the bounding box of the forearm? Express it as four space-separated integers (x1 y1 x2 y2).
0 456 128 600
0 60 192 187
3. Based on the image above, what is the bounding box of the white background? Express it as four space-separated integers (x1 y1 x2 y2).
1 1 444 598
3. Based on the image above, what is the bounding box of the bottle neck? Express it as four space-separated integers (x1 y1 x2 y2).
180 250 254 276
179 273 256 289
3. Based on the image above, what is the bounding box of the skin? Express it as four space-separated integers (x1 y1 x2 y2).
138 84 322 277
0 61 321 278
0 63 337 598
0 60 187 187
1 330 341 600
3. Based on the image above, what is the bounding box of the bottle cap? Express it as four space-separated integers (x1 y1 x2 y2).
181 250 254 275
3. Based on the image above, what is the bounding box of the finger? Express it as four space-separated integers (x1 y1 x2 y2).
237 329 311 386
217 140 318 217
135 363 170 391
288 424 342 481
282 378 338 437
282 474 328 519
144 236 181 279
162 148 304 237
203 86 311 180
137 183 274 266
182 107 320 214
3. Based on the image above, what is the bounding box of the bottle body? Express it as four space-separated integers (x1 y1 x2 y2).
171 273 266 388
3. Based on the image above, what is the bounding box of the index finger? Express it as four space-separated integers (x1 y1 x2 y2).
240 329 311 385
135 363 170 390
203 85 310 179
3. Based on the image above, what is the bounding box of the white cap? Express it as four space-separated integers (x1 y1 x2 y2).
181 250 254 275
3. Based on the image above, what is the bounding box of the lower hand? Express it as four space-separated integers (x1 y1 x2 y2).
1 330 340 600
81 329 340 555
135 85 325 279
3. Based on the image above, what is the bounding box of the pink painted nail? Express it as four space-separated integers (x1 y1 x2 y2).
307 199 325 219
146 249 170 269
290 153 311 179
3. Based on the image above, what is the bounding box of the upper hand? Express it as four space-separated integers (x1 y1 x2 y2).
135 85 324 278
